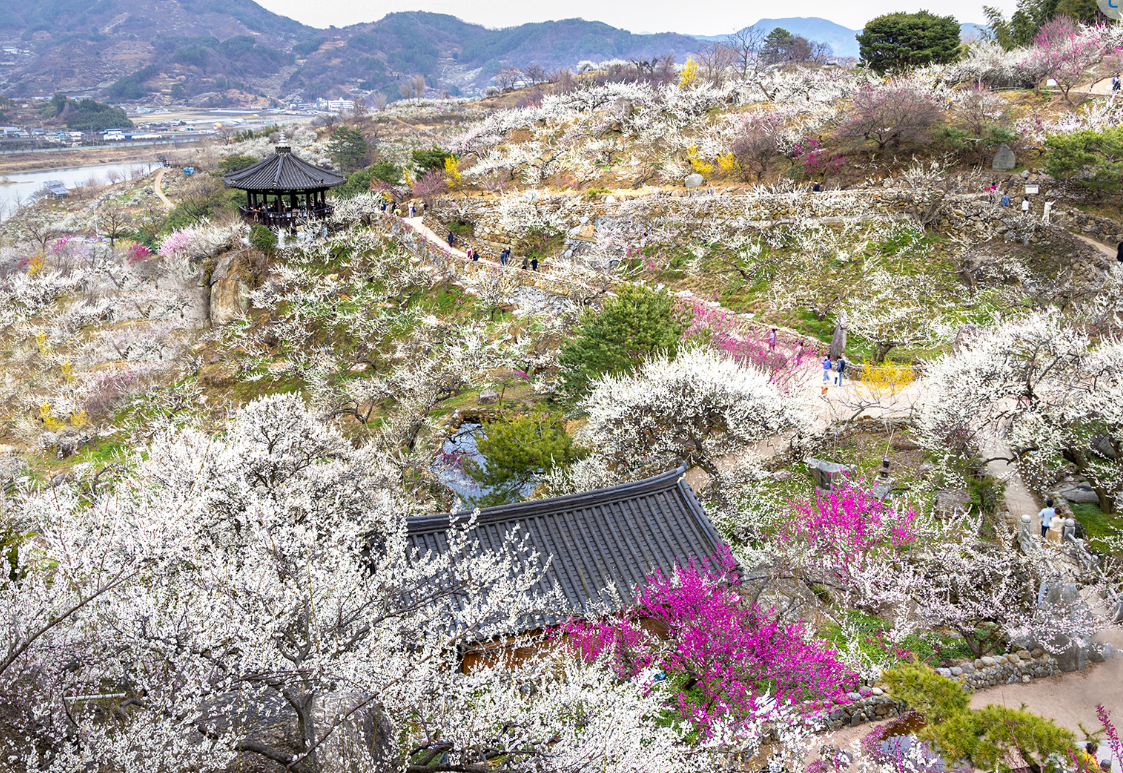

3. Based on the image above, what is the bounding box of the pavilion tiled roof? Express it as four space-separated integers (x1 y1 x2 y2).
222 145 346 192
404 466 724 623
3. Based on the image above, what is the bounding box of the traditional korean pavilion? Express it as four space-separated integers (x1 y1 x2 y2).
222 133 346 228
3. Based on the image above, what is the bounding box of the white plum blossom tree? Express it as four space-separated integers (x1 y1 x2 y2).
2 394 702 773
575 347 814 498
917 313 1123 512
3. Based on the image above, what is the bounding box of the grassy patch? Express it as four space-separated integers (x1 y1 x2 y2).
821 609 975 668
1071 503 1122 551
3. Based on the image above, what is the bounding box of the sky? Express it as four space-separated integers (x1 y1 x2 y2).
255 0 1017 33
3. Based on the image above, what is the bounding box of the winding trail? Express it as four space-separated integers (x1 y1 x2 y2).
405 216 469 261
153 167 173 210
1074 231 1118 258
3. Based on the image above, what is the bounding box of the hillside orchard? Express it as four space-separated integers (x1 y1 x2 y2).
1 14 1123 773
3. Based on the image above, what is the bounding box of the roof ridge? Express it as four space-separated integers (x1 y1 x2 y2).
406 466 689 532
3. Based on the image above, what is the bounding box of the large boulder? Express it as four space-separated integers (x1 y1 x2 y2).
934 488 972 516
1056 484 1100 504
684 174 704 189
991 144 1016 172
312 693 398 773
805 458 853 491
210 253 250 326
0 454 24 481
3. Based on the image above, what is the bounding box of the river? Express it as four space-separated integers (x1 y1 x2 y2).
0 160 157 220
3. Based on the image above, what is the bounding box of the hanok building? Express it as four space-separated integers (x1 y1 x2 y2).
405 466 725 668
222 133 345 229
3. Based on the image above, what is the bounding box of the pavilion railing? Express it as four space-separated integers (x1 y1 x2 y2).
239 205 333 228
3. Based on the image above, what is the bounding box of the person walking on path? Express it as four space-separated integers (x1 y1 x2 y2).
1038 499 1056 538
530 257 538 271
1113 75 1121 92
1021 198 1030 217
409 203 416 218
500 249 508 266
988 183 998 203
769 328 777 352
837 355 847 384
521 256 529 270
1116 240 1123 263
1001 192 1011 207
822 356 833 383
447 230 455 248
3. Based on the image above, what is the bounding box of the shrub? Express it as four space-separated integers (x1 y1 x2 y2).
557 283 688 399
249 224 276 253
884 662 1079 773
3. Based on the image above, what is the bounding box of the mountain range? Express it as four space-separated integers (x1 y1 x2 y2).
0 2 983 105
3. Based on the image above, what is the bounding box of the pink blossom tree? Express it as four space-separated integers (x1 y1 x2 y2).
680 298 817 388
1019 17 1107 103
560 550 857 736
411 170 448 208
836 81 941 150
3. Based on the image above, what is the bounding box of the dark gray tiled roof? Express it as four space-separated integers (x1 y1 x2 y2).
405 466 724 621
222 147 346 191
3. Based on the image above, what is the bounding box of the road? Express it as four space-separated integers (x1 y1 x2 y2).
153 167 173 209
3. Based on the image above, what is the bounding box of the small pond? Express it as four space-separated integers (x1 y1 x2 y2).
430 422 536 511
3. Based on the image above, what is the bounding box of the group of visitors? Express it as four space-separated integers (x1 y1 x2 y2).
988 184 1055 222
821 355 848 386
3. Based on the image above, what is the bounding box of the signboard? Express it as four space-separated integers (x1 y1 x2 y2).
1025 184 1040 195
1099 0 1121 21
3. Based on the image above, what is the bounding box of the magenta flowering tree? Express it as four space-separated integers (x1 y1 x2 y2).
1098 705 1122 766
792 137 844 179
560 549 856 736
772 484 919 604
126 243 153 264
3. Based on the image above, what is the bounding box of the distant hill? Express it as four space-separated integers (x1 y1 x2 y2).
0 4 704 102
285 13 703 99
698 17 991 61
0 3 992 104
694 18 862 59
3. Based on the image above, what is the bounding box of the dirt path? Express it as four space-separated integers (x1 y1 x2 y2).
153 167 173 209
968 629 1123 734
1074 231 1118 258
405 216 471 261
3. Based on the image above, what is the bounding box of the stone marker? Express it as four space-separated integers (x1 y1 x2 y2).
872 458 894 500
805 457 853 491
992 144 1016 172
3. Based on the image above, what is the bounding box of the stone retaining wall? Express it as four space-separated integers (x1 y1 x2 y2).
824 650 1062 732
935 650 1062 688
426 188 1044 262
1053 208 1123 246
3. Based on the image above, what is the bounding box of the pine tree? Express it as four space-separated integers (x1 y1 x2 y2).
465 412 579 507
557 284 688 399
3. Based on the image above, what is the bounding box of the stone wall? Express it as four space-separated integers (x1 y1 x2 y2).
1053 208 1123 246
426 188 1040 261
826 688 906 731
823 650 1063 732
934 649 1061 688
